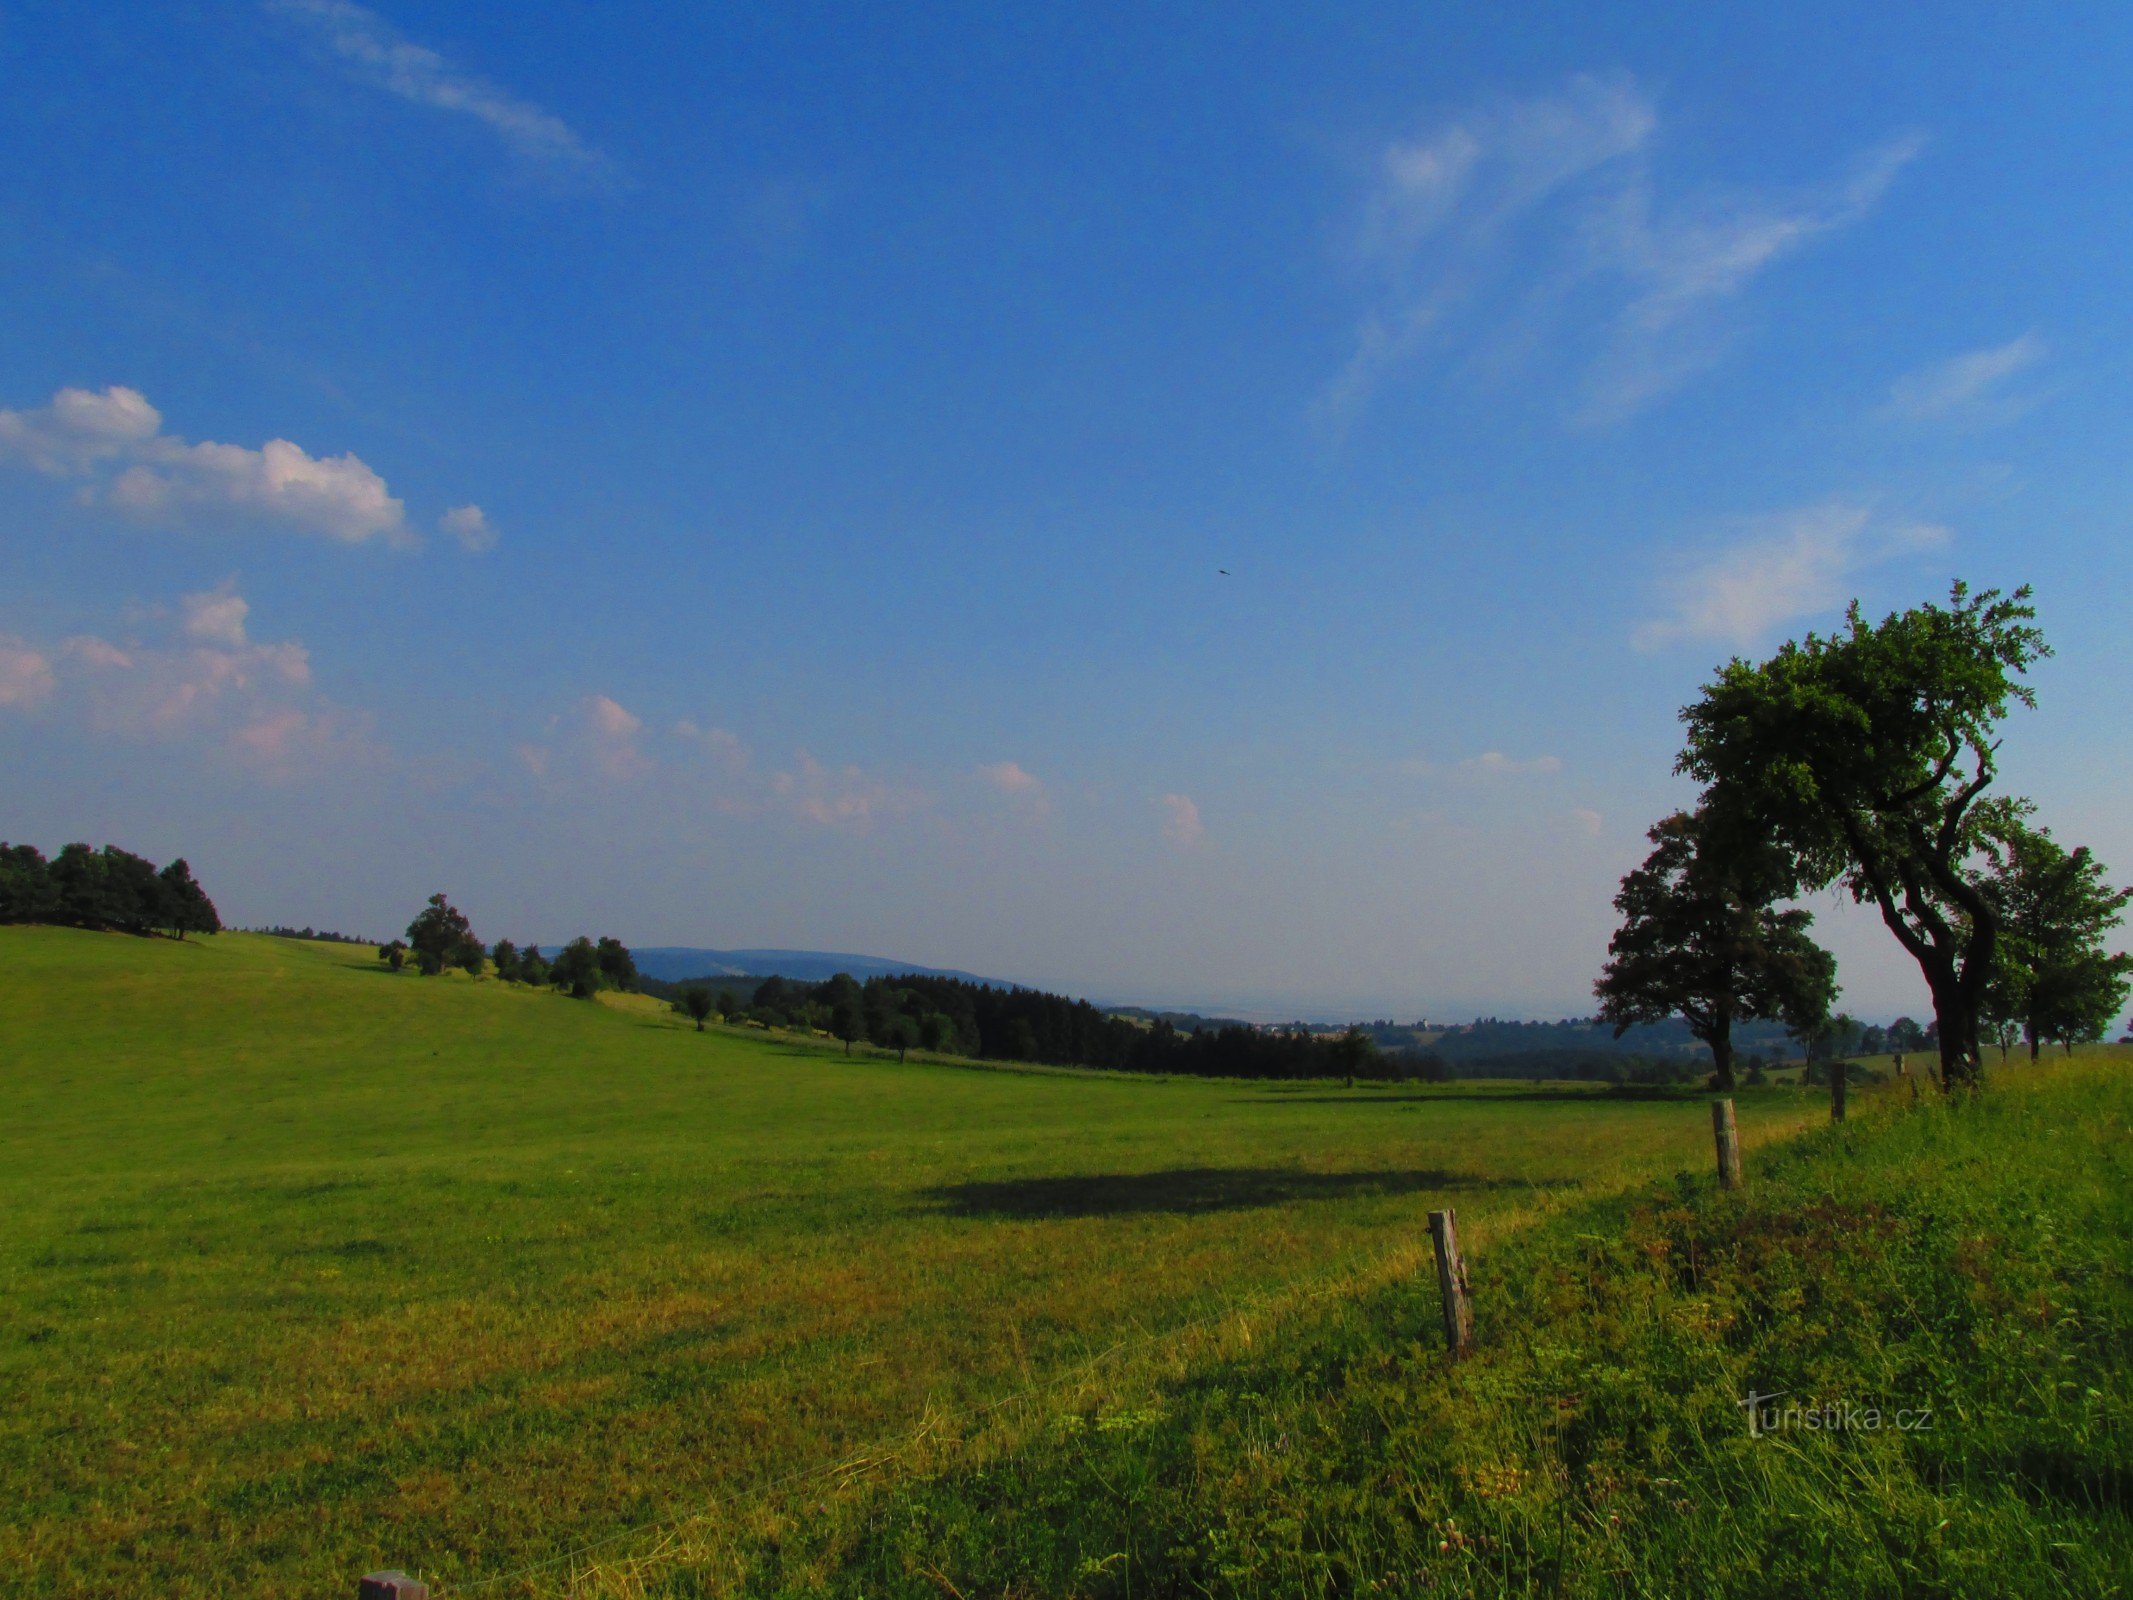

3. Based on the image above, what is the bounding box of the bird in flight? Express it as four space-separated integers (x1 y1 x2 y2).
1218 568 1231 576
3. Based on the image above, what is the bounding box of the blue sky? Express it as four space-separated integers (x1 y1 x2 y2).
3 1 2129 1021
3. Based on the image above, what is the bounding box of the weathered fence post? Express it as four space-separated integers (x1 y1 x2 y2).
1427 1208 1473 1356
1831 1059 1848 1123
359 1573 429 1600
1711 1098 1742 1190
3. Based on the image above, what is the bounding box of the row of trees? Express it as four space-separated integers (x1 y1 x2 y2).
669 969 1431 1079
0 841 220 939
1597 584 2130 1088
379 894 638 999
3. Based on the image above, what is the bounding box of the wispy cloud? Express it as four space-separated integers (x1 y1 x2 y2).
0 587 383 778
0 384 425 547
1156 792 1206 850
1633 500 1949 652
439 503 498 552
270 0 620 190
1328 75 1921 427
1396 751 1563 780
1884 333 2046 422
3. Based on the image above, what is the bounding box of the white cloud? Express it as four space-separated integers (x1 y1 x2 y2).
1580 133 1925 422
0 384 415 545
271 0 619 188
674 717 749 768
582 694 650 780
0 385 162 473
439 503 497 553
1633 501 1950 652
1884 333 2046 421
1329 76 1920 426
773 753 924 832
978 760 1043 795
1157 792 1206 849
0 590 379 778
181 584 250 647
1571 807 1604 838
0 639 56 708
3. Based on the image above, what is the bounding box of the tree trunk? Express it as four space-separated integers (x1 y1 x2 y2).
1708 1027 1735 1090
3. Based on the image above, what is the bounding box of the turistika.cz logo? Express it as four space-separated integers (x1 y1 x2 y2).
1737 1390 1935 1437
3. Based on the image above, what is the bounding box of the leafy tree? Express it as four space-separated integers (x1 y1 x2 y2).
518 944 549 986
1678 583 2049 1086
1595 809 1838 1090
155 858 220 938
379 938 408 972
550 937 602 999
1887 1016 1926 1054
406 893 482 978
882 1013 920 1062
920 1012 958 1053
595 936 637 992
0 843 57 923
831 991 867 1054
679 985 715 1031
1330 1026 1379 1088
491 939 520 982
1977 808 2132 1057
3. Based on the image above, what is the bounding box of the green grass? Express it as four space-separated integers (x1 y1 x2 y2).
771 1052 2132 1600
0 929 1831 1598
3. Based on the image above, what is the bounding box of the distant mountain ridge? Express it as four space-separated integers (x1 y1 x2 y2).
629 947 1015 987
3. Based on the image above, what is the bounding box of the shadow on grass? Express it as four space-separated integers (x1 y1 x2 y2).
1241 1085 1700 1105
924 1166 1576 1219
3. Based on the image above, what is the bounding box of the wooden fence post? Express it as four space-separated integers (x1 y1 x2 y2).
359 1573 429 1600
1711 1098 1742 1190
1831 1059 1848 1122
1427 1208 1473 1356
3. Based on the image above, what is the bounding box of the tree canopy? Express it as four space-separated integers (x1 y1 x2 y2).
1594 809 1836 1088
0 841 220 938
1975 803 2132 1058
1677 582 2049 1083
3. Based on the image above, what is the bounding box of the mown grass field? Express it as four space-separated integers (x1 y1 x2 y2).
0 929 1833 1598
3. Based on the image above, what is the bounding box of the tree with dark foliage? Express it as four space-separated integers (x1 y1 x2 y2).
679 985 715 1031
550 936 602 999
1679 583 2049 1086
1595 809 1837 1090
1975 803 2132 1058
405 893 483 977
0 840 220 938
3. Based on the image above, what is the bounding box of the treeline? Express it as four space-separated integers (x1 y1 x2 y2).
0 841 220 938
251 924 369 945
378 893 637 1000
663 969 1446 1080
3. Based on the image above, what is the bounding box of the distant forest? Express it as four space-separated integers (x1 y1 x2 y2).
647 970 1418 1080
0 842 220 938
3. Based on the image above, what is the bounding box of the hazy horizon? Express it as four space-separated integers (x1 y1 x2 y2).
5 3 2129 1030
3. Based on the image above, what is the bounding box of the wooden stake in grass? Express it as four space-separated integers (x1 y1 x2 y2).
1831 1059 1848 1123
1427 1208 1473 1356
358 1573 429 1600
1711 1098 1742 1190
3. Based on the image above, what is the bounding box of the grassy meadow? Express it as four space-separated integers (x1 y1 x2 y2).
0 928 1832 1598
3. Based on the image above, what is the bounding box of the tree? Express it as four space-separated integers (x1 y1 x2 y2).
1594 809 1838 1090
920 1012 958 1054
0 844 57 924
679 985 715 1031
595 936 637 992
406 894 482 978
1678 583 2049 1086
518 944 549 986
155 858 220 938
831 993 867 1054
379 938 408 972
882 1013 920 1062
1977 808 2132 1058
1330 1026 1378 1088
550 937 601 999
